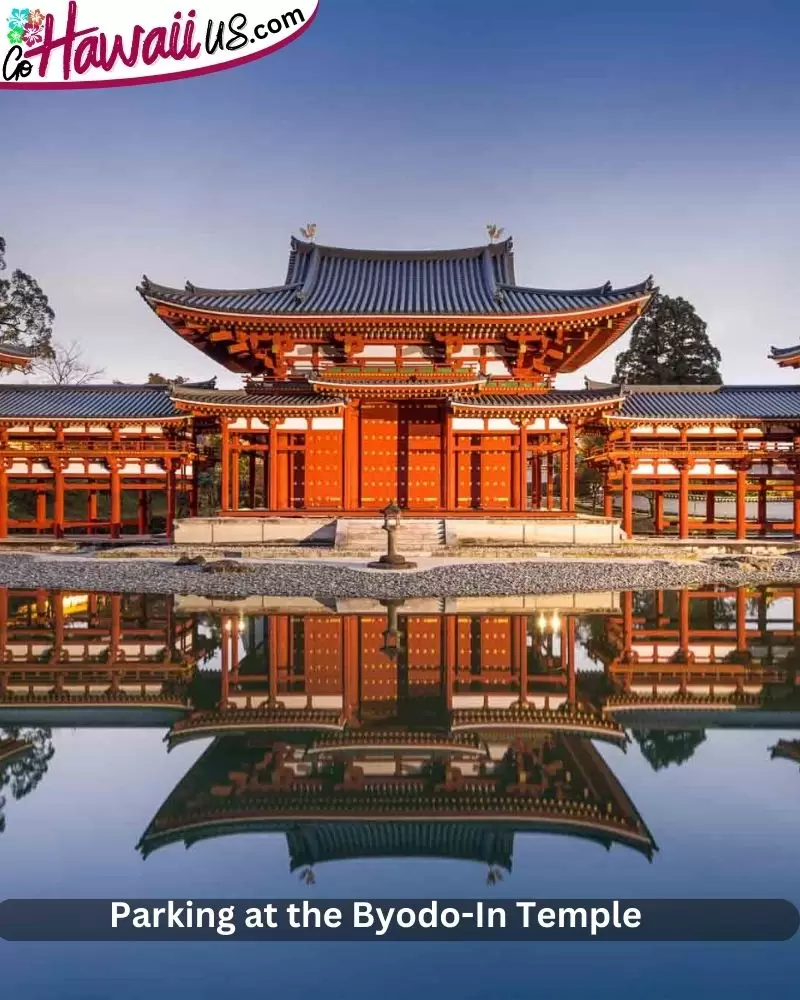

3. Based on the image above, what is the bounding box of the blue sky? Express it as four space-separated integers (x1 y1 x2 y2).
2 0 800 387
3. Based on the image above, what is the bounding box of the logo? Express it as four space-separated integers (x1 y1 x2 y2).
1 1 319 88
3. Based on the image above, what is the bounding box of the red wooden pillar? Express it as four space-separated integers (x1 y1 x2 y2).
342 403 358 511
512 615 528 703
654 490 664 535
565 420 576 513
444 615 457 711
678 589 690 657
268 420 279 511
678 461 690 540
757 476 768 537
735 462 748 541
36 491 46 535
444 408 456 511
565 615 576 709
516 421 529 512
166 461 177 539
110 460 121 538
190 449 200 517
622 590 634 660
546 453 554 510
0 459 8 539
231 436 240 511
88 491 98 534
220 420 230 512
736 586 748 656
53 460 65 539
603 469 613 518
342 615 360 724
110 593 122 664
137 491 148 535
621 462 633 537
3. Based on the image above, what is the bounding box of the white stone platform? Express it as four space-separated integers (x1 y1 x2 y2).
173 514 625 548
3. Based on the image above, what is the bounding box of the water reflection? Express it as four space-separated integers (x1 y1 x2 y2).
1 585 799 876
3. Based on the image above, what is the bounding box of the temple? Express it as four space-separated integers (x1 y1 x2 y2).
139 595 655 871
3 585 799 860
0 588 200 726
3 234 800 540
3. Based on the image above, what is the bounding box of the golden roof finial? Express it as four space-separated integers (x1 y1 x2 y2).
299 223 317 242
486 223 505 243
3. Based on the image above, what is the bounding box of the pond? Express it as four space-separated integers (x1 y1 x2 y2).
1 586 798 998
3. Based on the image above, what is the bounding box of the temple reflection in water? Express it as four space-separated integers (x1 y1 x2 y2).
1 585 799 874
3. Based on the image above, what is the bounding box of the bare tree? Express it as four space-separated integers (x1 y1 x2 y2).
34 340 105 385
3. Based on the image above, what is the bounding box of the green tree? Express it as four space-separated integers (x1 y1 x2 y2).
0 236 55 359
632 729 707 772
613 293 721 385
0 728 55 834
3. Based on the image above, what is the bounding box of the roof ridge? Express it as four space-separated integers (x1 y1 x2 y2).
0 382 172 390
290 236 515 261
140 279 301 298
499 278 652 297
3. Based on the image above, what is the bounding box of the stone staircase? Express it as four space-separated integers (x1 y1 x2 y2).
335 518 446 555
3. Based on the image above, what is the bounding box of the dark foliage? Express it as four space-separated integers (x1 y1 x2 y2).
613 293 721 385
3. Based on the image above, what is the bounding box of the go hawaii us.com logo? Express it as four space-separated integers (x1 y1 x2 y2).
1 0 319 88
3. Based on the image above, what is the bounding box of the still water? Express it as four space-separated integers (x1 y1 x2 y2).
1 586 799 998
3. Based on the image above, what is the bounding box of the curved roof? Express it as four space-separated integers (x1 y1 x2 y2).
0 343 35 365
614 384 800 421
140 237 654 318
0 383 186 420
770 344 800 366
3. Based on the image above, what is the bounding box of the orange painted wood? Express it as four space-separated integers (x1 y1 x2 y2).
480 435 513 510
305 430 343 508
401 403 443 510
735 465 748 540
303 615 343 694
359 615 397 704
404 615 444 696
359 402 399 509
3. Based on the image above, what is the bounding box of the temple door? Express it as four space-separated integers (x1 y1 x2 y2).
303 615 343 696
276 433 306 510
480 435 513 509
359 402 400 509
359 615 398 720
305 430 343 509
399 402 443 510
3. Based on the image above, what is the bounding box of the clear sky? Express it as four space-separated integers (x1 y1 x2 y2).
2 0 800 388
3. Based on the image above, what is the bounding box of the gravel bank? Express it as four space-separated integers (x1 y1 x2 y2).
2 554 800 598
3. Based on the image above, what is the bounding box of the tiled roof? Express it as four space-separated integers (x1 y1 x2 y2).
286 822 514 871
453 388 623 409
770 344 800 361
0 343 35 360
171 388 344 408
0 383 184 420
616 385 800 420
140 237 654 317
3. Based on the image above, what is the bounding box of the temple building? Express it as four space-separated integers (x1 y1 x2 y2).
139 596 655 871
136 235 653 543
3 234 800 540
0 588 199 727
592 586 800 728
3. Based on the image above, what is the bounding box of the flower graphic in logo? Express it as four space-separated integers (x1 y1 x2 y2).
6 24 23 44
27 6 43 25
22 19 41 44
6 7 30 31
